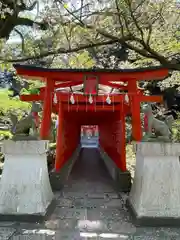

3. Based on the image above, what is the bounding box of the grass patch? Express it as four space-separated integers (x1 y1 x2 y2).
0 89 30 114
0 90 30 140
0 130 12 139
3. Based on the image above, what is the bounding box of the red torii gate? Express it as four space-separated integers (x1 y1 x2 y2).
14 64 168 173
81 125 98 137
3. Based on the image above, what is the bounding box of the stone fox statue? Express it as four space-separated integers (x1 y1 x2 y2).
142 103 174 140
9 102 42 139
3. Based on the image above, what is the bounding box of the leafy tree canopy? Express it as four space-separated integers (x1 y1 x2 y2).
0 0 180 73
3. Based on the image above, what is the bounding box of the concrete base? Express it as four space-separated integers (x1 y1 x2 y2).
11 135 38 141
0 199 56 223
49 145 81 191
0 140 54 222
99 147 131 192
127 198 180 227
128 142 180 226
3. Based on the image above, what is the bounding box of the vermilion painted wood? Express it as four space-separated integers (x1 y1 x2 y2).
120 106 126 171
20 94 42 101
84 76 98 95
101 82 144 92
40 81 83 91
20 91 163 172
16 64 168 173
55 109 80 171
62 104 129 112
40 81 143 91
55 101 64 171
14 65 169 82
98 111 126 170
20 93 125 103
81 125 97 137
20 92 162 104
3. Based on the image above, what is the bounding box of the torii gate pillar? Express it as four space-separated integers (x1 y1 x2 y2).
55 101 64 171
120 106 126 172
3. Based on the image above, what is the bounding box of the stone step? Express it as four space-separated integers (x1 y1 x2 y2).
62 184 116 193
12 230 133 240
46 207 135 235
14 221 180 239
6 229 177 240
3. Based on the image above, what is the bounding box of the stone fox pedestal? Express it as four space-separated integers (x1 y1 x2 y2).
0 140 54 222
128 142 180 226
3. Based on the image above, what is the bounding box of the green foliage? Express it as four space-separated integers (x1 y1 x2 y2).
172 116 180 142
0 90 30 114
21 87 40 95
0 130 12 139
68 51 95 68
0 0 179 72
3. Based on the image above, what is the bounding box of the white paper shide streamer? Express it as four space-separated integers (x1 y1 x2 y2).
106 95 111 104
70 94 75 104
124 93 129 104
53 93 57 104
89 94 93 104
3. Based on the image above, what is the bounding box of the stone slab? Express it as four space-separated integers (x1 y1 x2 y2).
0 140 54 221
2 140 48 155
54 230 131 240
127 198 180 227
86 208 128 221
128 142 180 226
49 146 81 191
99 147 131 192
133 142 180 156
54 207 86 220
0 199 56 223
11 233 53 240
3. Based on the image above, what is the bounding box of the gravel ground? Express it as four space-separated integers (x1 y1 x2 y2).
0 146 180 239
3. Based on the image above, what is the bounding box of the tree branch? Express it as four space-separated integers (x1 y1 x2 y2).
13 28 25 52
125 0 144 41
0 40 120 62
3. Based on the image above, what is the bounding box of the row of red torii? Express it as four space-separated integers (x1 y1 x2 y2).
13 64 169 173
81 126 98 137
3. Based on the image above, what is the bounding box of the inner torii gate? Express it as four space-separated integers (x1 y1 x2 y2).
81 125 98 137
14 64 168 174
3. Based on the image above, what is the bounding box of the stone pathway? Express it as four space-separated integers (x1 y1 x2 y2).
1 148 180 239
